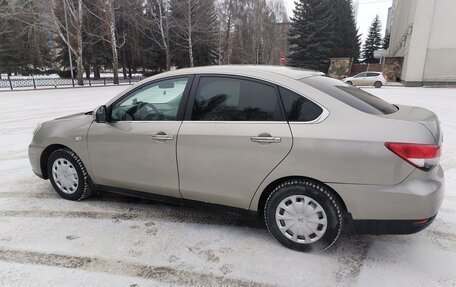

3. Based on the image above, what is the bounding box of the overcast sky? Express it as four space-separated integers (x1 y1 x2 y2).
283 0 393 43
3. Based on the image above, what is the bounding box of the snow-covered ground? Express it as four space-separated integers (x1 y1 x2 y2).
0 86 455 286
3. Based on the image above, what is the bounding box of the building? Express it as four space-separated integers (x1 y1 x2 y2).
387 0 456 86
385 5 394 36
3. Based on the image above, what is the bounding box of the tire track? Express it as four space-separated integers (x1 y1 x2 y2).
331 234 373 287
0 248 272 287
0 209 261 228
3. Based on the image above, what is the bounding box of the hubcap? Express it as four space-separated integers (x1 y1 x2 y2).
275 195 327 244
52 158 79 194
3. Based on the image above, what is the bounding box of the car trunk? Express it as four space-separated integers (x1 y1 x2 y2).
382 105 442 145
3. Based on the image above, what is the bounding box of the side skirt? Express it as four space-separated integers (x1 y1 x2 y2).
94 184 259 221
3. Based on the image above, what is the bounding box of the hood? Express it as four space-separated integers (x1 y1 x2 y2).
53 111 93 121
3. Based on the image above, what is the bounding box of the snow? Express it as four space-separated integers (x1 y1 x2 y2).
0 85 455 286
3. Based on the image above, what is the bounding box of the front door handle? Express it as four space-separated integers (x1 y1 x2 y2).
251 133 281 144
150 132 174 141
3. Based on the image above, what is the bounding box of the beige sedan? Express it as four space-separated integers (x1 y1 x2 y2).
29 66 444 252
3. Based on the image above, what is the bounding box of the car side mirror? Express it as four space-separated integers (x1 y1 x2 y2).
94 105 108 123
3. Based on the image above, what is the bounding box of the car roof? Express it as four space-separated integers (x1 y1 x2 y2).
106 65 325 106
150 65 324 81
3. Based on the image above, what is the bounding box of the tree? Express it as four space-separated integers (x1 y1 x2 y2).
382 33 390 50
331 0 361 61
361 15 382 63
287 0 334 72
0 0 50 75
142 0 173 71
171 0 218 67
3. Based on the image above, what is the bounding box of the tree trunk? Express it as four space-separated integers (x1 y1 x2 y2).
108 0 119 84
84 65 90 79
76 0 84 86
122 47 127 79
94 65 100 79
187 0 194 67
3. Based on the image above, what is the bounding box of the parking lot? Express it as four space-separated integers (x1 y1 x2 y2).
0 85 455 286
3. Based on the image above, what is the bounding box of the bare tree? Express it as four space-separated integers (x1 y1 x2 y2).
42 0 85 85
142 0 172 71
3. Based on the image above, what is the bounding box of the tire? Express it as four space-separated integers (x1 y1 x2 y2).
374 81 383 88
47 148 93 201
346 81 353 85
264 179 343 252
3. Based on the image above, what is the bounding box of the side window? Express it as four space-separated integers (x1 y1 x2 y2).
191 77 283 121
111 77 188 121
355 73 366 78
279 87 323 122
367 72 379 77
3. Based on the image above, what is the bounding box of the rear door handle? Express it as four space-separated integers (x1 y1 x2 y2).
250 136 281 144
150 132 174 141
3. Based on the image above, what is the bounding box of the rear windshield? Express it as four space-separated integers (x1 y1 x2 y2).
301 76 398 115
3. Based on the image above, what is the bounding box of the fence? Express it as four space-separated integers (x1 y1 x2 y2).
0 76 143 90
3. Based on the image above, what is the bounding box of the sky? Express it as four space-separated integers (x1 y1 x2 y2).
283 0 393 44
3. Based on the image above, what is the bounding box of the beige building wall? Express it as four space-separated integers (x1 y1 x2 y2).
388 0 456 85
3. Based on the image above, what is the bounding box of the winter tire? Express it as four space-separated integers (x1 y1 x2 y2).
264 179 343 252
47 148 93 200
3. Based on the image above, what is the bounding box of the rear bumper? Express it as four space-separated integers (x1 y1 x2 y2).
348 214 436 235
328 165 445 220
28 144 45 179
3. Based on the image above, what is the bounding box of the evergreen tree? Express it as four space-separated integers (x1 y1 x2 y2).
288 0 334 72
331 0 361 62
361 15 382 63
382 33 390 50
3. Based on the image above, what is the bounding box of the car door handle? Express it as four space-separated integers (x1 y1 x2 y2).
250 136 281 144
150 133 174 141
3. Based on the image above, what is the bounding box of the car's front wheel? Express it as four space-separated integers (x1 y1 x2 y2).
264 179 343 252
47 148 93 200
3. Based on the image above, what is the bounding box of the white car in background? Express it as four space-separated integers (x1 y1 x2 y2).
343 71 387 88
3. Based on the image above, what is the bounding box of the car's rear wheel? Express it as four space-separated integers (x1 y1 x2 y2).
264 179 343 252
47 148 93 200
374 81 383 88
346 81 353 85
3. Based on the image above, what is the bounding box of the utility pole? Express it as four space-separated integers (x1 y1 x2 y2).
63 0 75 86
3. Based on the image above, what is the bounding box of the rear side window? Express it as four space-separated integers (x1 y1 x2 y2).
192 77 283 121
279 87 323 121
367 72 379 77
301 76 398 115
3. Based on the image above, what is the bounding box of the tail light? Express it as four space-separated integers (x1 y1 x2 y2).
385 142 440 171
382 72 387 80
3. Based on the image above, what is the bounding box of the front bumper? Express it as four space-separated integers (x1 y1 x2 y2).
328 165 445 221
28 144 45 179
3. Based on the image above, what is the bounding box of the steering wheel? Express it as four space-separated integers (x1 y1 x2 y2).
136 102 162 120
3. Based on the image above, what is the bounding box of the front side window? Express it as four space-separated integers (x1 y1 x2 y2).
191 77 283 121
111 77 188 121
279 87 323 122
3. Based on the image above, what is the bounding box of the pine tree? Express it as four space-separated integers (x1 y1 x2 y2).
331 0 361 62
361 15 382 63
382 33 390 50
288 0 335 72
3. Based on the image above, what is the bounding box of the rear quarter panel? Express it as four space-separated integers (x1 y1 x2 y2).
249 83 436 211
